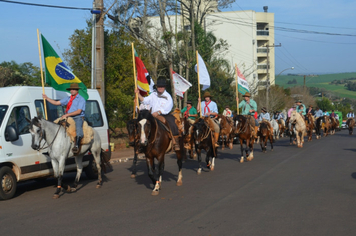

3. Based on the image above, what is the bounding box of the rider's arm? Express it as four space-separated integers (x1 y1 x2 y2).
43 94 61 106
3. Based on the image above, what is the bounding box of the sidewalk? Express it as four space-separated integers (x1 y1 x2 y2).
109 147 145 164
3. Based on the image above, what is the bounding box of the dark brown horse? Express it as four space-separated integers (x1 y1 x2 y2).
314 117 323 139
306 113 315 141
322 115 331 137
346 118 355 135
218 115 235 150
181 117 196 159
285 117 296 145
136 108 183 195
258 122 273 153
330 117 338 135
192 118 217 174
234 115 255 163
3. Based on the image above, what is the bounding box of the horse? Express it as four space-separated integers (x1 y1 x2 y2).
330 117 338 135
306 113 315 141
136 108 183 195
314 117 323 139
126 118 141 178
258 122 273 153
346 118 355 135
321 115 331 137
192 118 217 174
278 120 286 138
270 119 279 140
28 117 109 199
218 115 235 150
289 111 306 148
234 115 255 163
181 117 197 159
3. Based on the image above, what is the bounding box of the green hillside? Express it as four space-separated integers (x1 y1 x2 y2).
275 72 356 99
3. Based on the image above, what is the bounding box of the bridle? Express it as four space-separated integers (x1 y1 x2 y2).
32 123 62 151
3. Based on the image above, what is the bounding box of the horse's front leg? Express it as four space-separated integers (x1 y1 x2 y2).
196 146 203 175
52 158 69 199
131 146 138 179
145 156 157 193
239 139 244 163
247 138 254 161
175 149 183 186
152 156 164 196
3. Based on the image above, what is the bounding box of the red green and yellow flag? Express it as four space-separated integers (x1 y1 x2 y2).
41 34 88 100
134 48 152 96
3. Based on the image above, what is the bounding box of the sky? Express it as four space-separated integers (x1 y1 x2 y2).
0 0 355 76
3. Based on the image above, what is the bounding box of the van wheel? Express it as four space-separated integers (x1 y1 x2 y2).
84 156 98 179
0 166 17 200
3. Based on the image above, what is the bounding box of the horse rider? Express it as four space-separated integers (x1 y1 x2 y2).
323 110 330 116
274 110 285 126
307 105 315 116
181 100 198 125
42 83 85 154
223 105 233 118
236 92 259 138
330 110 336 118
288 105 296 118
259 107 273 133
296 100 306 118
347 110 355 119
314 107 323 118
197 91 220 148
135 79 180 151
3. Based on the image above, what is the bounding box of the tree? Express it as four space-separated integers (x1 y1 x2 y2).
0 61 41 87
254 85 293 113
316 97 333 112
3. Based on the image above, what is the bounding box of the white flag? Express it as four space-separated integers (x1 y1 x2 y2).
172 70 192 98
195 52 210 90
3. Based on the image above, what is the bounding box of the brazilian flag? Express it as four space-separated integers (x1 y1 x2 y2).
41 34 88 100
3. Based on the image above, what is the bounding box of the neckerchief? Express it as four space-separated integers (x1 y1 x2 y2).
204 101 211 114
184 106 191 118
157 93 168 100
65 94 78 114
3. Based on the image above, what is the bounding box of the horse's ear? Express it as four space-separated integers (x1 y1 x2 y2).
149 107 152 113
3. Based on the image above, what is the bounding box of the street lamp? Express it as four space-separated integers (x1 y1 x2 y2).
276 67 294 78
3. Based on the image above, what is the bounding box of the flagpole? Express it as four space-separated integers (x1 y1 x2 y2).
196 51 202 118
235 63 239 115
37 29 48 120
132 42 138 118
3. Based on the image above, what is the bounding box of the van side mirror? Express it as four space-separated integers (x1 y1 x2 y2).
5 125 19 142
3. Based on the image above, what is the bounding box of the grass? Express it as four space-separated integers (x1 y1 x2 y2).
275 72 356 99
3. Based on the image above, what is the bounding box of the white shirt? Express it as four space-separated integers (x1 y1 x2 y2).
142 90 173 115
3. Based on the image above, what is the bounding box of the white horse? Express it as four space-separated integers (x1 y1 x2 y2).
28 117 110 199
271 119 279 140
289 111 306 148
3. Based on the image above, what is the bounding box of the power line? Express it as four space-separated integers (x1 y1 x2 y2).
0 0 92 11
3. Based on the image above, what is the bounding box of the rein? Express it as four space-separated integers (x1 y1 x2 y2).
36 124 63 151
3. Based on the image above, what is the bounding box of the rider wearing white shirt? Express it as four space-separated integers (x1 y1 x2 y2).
347 111 355 118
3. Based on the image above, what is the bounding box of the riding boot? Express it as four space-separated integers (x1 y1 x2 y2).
214 132 220 148
72 136 82 155
173 135 180 151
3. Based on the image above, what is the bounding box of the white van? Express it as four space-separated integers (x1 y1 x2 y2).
0 86 111 200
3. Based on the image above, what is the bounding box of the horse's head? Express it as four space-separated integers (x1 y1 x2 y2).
289 111 300 124
137 109 154 146
181 117 192 136
233 115 245 130
28 117 44 150
192 118 209 145
126 119 138 146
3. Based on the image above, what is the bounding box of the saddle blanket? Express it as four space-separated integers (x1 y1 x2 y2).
54 117 94 145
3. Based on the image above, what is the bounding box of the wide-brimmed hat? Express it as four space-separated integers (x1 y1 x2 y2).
203 91 212 98
261 107 267 112
242 92 251 97
66 83 80 90
296 100 302 103
225 105 230 108
187 100 192 104
156 79 166 87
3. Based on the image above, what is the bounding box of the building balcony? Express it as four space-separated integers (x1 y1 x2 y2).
257 30 269 36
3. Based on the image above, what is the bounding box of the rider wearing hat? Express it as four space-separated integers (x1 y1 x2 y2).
197 91 220 147
237 92 259 138
223 105 233 117
181 100 197 124
135 79 181 151
42 83 86 154
296 100 306 117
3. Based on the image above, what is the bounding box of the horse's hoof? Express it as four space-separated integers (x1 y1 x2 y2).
197 169 202 175
151 190 159 196
210 166 215 171
53 194 59 199
96 183 102 189
130 174 136 179
70 188 77 193
240 158 244 163
176 181 183 186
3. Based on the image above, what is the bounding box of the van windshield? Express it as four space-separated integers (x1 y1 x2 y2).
0 105 9 127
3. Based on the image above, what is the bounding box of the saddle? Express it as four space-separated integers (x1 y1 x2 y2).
54 117 94 145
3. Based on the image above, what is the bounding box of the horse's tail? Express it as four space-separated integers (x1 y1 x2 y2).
100 149 112 173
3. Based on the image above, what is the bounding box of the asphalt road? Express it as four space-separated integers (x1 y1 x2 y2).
1 129 356 236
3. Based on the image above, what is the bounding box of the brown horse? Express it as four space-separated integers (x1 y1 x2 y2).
234 115 255 163
126 118 140 178
330 117 338 135
136 108 183 195
346 118 355 135
258 122 273 153
322 115 331 137
314 117 323 139
278 120 285 138
306 113 315 141
181 117 196 159
192 118 218 174
218 115 235 150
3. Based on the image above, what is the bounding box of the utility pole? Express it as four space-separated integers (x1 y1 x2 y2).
266 43 281 111
303 75 306 88
95 0 105 105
